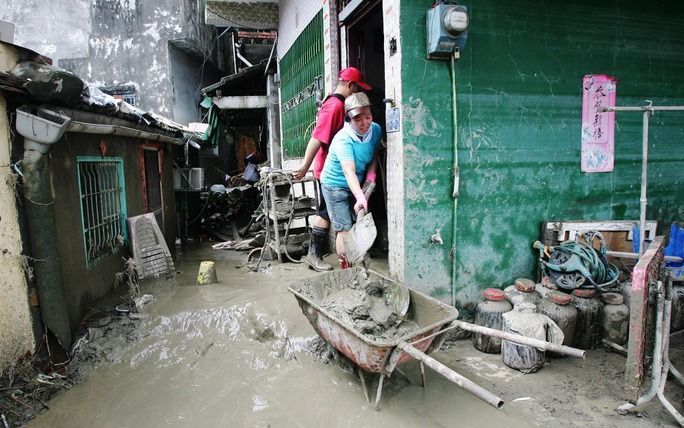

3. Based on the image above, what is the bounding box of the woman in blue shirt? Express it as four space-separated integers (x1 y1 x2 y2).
320 92 381 269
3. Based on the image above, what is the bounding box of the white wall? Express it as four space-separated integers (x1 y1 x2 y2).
277 0 322 59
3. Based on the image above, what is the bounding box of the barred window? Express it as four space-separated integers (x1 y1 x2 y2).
77 157 127 267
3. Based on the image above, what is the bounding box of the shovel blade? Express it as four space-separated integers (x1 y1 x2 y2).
345 212 377 264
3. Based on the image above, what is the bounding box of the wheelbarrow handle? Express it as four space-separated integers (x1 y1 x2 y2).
398 341 504 409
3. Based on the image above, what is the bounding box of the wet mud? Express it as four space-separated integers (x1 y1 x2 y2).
312 271 418 340
24 244 684 427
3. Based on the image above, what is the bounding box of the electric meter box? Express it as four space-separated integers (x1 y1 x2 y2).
426 3 469 59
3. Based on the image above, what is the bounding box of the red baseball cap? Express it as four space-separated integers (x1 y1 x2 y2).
339 67 371 91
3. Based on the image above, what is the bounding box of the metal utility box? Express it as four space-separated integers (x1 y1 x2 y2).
426 2 469 59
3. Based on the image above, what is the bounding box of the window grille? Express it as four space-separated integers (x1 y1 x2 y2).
77 157 127 267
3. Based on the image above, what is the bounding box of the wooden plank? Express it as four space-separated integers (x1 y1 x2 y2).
625 235 665 403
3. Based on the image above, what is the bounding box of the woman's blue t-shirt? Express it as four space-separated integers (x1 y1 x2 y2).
320 122 381 189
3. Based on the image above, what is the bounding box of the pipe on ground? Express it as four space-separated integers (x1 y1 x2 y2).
398 341 504 409
452 320 585 358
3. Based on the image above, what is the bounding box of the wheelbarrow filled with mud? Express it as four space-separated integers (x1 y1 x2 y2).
289 267 504 410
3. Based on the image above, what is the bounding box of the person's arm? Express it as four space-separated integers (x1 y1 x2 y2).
293 136 322 179
340 160 366 212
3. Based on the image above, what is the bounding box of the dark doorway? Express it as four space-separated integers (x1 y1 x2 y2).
144 148 163 229
342 1 388 254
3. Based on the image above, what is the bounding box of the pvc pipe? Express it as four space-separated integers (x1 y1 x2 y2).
601 105 684 112
398 341 504 409
606 250 682 264
452 320 585 358
450 52 460 308
602 338 628 356
638 109 650 256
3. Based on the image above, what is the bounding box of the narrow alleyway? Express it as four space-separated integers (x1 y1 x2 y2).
25 243 683 427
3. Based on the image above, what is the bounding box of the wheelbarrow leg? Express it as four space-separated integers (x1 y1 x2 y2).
374 374 385 411
420 361 427 388
357 368 370 405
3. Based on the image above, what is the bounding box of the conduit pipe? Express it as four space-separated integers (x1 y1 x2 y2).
449 51 460 308
452 320 586 358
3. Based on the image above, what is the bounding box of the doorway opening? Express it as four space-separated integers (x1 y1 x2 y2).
340 0 388 255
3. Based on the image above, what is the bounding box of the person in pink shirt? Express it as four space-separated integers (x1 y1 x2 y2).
293 67 371 271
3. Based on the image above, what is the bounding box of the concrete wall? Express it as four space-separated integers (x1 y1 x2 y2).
48 133 177 328
396 0 684 306
277 0 321 59
0 0 228 121
0 44 35 373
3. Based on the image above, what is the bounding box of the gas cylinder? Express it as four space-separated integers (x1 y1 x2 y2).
571 288 602 350
472 288 512 354
505 278 541 308
538 291 577 356
601 292 629 345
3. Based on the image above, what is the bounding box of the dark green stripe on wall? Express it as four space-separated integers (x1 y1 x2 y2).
280 11 324 159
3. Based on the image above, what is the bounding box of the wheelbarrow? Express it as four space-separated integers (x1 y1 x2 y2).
289 267 504 410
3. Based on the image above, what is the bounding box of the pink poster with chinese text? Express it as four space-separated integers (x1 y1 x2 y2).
581 74 617 172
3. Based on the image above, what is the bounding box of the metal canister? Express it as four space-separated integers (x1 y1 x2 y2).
571 288 602 350
538 291 577 356
601 292 629 345
472 288 512 354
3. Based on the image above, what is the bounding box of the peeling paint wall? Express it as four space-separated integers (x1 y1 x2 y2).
398 0 684 306
0 0 227 120
0 44 35 373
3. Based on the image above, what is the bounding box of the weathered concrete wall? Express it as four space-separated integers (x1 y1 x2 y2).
0 0 228 121
0 44 34 373
168 44 221 126
397 0 684 306
48 134 177 328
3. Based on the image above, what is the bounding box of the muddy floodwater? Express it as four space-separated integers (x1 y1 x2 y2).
27 244 683 427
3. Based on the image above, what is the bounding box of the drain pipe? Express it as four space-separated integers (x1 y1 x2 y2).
15 106 73 348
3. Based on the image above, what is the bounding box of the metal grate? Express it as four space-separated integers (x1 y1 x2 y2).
77 157 127 267
280 11 324 159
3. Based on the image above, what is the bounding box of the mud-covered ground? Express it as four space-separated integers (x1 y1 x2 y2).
23 243 684 427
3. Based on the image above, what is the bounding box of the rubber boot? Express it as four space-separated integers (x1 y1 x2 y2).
303 227 333 272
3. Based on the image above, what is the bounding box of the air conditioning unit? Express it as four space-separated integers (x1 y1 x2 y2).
189 168 204 190
173 168 191 190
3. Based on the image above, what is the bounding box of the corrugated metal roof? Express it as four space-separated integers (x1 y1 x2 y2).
206 1 278 30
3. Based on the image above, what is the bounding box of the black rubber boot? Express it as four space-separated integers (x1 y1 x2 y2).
303 227 333 271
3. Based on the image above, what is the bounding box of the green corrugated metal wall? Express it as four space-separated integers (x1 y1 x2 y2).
280 11 324 159
399 0 684 306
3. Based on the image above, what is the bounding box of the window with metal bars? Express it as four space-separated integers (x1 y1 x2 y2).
77 157 127 267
